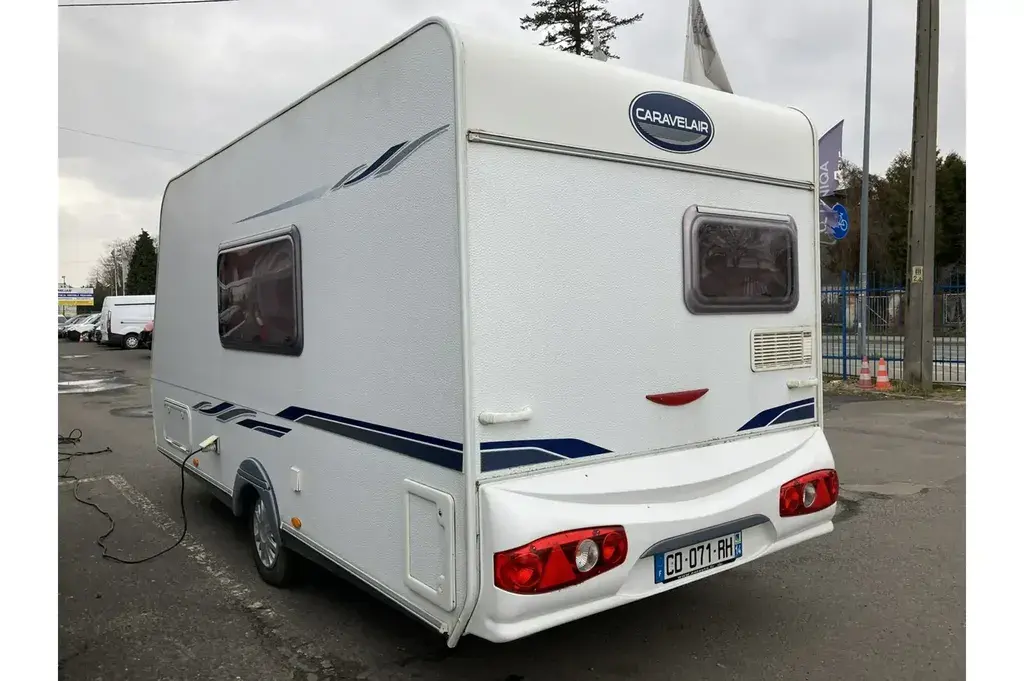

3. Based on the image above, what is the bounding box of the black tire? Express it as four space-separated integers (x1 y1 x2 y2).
122 333 141 350
67 331 80 342
248 495 294 587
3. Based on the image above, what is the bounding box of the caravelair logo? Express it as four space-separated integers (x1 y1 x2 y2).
629 92 714 154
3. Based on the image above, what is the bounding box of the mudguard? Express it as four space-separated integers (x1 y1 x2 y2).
232 457 282 532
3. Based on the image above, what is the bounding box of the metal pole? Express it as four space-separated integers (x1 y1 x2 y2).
905 0 940 390
857 0 873 360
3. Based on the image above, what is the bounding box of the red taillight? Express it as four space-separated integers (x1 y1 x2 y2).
779 469 840 517
494 526 629 595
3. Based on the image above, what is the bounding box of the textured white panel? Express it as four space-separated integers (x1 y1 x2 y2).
466 143 820 470
153 22 466 629
456 25 815 185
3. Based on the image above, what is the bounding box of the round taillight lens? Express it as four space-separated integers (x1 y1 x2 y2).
575 538 600 572
802 482 818 508
601 530 627 564
500 552 543 590
781 485 802 515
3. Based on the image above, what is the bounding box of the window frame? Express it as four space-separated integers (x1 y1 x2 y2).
216 224 304 356
681 204 800 314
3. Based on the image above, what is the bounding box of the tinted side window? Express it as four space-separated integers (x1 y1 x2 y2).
217 230 303 355
683 207 799 313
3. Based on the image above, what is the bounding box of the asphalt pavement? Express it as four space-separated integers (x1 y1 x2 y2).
57 342 965 681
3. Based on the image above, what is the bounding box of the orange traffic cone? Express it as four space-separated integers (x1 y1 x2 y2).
875 358 892 391
858 356 874 390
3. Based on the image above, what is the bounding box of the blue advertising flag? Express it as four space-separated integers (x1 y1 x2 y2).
818 120 844 198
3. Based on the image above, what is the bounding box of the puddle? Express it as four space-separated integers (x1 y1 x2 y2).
58 367 134 395
110 405 153 418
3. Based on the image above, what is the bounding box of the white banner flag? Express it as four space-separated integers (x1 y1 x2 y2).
683 0 733 93
590 21 609 61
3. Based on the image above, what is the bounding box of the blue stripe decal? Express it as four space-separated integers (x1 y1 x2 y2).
195 401 233 415
193 401 612 471
277 407 612 472
236 418 291 438
738 398 816 431
481 438 611 458
276 407 463 451
481 448 562 472
192 401 291 439
770 404 815 426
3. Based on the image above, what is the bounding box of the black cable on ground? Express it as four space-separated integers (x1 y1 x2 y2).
59 428 197 565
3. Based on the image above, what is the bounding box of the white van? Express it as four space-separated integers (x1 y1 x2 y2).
151 18 837 647
100 294 156 349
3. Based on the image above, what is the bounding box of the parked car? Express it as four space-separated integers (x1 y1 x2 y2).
140 320 154 349
66 314 100 342
58 315 66 335
59 315 85 339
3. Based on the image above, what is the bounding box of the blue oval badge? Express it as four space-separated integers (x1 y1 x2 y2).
629 91 714 154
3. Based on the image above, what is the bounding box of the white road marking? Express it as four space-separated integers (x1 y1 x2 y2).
60 355 91 359
59 378 107 386
70 474 343 676
58 475 112 488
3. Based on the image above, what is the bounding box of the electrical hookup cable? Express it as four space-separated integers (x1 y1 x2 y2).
59 428 203 565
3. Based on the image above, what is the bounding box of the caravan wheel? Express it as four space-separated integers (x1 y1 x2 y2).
248 495 294 587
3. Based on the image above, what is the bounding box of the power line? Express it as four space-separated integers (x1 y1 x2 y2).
59 0 238 8
59 125 198 156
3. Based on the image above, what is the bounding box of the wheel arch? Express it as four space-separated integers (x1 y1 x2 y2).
232 457 282 532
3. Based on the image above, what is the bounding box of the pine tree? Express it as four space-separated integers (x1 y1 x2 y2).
125 229 158 295
520 0 643 59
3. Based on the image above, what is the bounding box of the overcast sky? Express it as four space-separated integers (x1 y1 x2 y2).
58 0 965 286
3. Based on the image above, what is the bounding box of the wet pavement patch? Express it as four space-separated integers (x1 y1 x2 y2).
109 405 153 418
842 482 929 497
59 367 135 395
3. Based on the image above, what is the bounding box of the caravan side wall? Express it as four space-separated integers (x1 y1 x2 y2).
152 23 468 631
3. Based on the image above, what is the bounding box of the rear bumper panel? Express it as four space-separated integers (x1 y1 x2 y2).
468 426 836 643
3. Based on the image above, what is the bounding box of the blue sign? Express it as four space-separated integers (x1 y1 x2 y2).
829 203 850 240
629 91 714 154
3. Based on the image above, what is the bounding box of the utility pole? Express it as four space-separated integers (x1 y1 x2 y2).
904 0 940 390
857 0 874 360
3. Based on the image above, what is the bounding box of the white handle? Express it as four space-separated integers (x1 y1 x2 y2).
786 378 819 389
478 406 533 425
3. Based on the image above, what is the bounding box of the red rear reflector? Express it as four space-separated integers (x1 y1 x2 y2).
646 389 708 406
779 469 840 517
494 526 629 595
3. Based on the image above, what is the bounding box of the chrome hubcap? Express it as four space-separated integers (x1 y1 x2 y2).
126 337 138 348
252 498 278 568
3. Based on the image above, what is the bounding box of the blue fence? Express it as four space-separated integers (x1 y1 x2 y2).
821 272 966 385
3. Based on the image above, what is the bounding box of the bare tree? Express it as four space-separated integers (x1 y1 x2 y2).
90 236 138 294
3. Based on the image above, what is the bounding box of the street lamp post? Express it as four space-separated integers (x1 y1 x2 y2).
858 0 874 360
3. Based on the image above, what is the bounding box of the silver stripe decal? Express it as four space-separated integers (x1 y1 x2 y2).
374 124 451 178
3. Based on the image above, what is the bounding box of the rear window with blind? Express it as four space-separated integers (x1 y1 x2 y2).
683 207 799 314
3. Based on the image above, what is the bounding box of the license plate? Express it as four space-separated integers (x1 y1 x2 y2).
654 531 743 584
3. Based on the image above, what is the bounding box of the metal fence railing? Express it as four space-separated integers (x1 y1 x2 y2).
821 271 966 385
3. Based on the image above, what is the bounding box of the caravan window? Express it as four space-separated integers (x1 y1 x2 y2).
682 207 799 314
217 228 303 355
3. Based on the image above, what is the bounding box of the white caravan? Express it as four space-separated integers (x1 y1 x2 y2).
100 294 156 349
151 18 837 647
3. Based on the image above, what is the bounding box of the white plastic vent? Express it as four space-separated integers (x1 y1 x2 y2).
750 328 814 372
